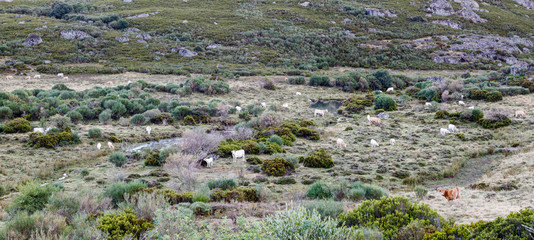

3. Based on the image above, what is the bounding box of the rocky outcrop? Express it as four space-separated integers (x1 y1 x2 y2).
510 62 533 75
60 30 91 40
206 43 222 49
457 7 486 23
426 0 455 16
426 0 486 22
115 36 129 43
177 48 197 57
433 20 462 29
136 33 151 43
365 8 397 17
514 0 534 9
23 34 42 47
126 12 159 19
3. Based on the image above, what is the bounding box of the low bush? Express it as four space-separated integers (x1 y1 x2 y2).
374 94 397 111
88 128 102 139
308 75 331 87
207 178 237 190
183 115 197 125
97 208 154 240
8 182 59 214
302 149 334 168
478 117 511 129
262 158 294 176
189 202 211 216
288 77 306 85
276 177 297 185
246 156 262 165
210 187 259 202
414 186 428 199
144 151 164 166
303 200 344 219
295 127 320 140
0 106 13 119
262 79 276 90
268 135 284 146
471 109 484 122
2 118 31 133
485 91 503 102
470 89 488 100
152 113 174 124
434 110 449 119
349 182 388 201
28 129 78 149
103 181 148 206
109 151 127 167
306 182 332 200
130 114 147 125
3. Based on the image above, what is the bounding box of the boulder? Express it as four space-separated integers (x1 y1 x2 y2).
23 33 42 47
513 0 534 9
115 36 130 43
206 43 222 49
178 48 198 57
60 30 91 40
426 0 455 16
377 112 390 119
299 1 310 7
433 20 462 29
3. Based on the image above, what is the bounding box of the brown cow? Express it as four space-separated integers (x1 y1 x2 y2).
439 187 461 201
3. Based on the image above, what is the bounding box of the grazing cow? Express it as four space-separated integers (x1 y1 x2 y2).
515 110 527 118
468 106 474 110
261 102 267 108
231 149 245 162
370 139 379 147
314 109 328 117
440 128 450 136
367 115 381 125
204 157 214 167
34 75 41 79
235 106 242 113
5 76 13 80
390 139 396 145
57 73 64 78
107 142 115 151
458 101 465 106
296 92 302 96
25 76 31 80
97 143 101 150
336 138 346 148
386 87 394 92
425 102 432 107
33 128 45 134
146 126 152 135
439 187 461 201
63 77 68 81
448 124 458 133
282 103 289 109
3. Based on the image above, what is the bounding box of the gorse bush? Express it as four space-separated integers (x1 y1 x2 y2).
28 129 79 149
262 158 294 176
144 151 164 166
8 182 59 214
302 148 334 168
486 91 503 102
109 151 127 167
374 94 397 111
97 208 154 240
2 118 31 133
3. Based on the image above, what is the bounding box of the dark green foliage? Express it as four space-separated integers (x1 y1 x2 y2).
210 187 259 202
288 77 306 85
2 118 31 133
276 177 297 185
303 200 344 219
371 69 393 90
308 75 331 87
97 208 154 240
349 182 388 201
247 156 262 165
478 117 511 129
185 77 230 95
373 94 397 111
49 1 73 19
152 113 174 124
144 151 164 166
334 72 363 92
268 135 284 146
471 109 484 122
0 106 13 119
262 79 276 90
88 128 102 139
8 182 59 214
306 182 332 200
295 127 320 140
183 115 197 125
190 202 211 216
109 151 126 167
405 87 420 97
103 181 148 206
109 19 129 30
130 114 147 125
434 110 449 119
262 158 294 176
486 91 503 102
342 96 372 114
207 178 237 190
470 89 488 100
28 129 78 149
66 110 83 124
338 196 448 239
302 148 334 168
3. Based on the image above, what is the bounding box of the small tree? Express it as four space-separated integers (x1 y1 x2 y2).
374 94 397 111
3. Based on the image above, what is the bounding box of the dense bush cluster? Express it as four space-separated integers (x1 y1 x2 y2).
302 148 334 168
1 118 31 133
262 158 294 176
97 208 154 240
210 187 259 202
373 94 397 111
341 94 374 114
28 128 80 149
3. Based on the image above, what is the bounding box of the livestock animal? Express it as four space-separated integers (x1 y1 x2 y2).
127 80 132 85
367 115 381 125
25 76 31 80
33 128 45 134
448 124 458 133
261 102 266 108
235 106 242 113
204 157 214 167
58 173 67 181
34 75 41 79
440 128 451 136
63 77 68 81
105 81 113 86
146 126 152 135
296 92 302 95
370 139 379 147
44 127 51 134
284 77 288 81
390 139 396 145
57 73 64 78
458 101 465 106
282 103 289 108
107 142 115 151
425 102 432 107
231 149 245 162
515 110 527 118
386 87 394 92
336 138 346 148
97 143 101 150
314 109 328 117
5 76 13 80
439 187 461 201
468 106 474 110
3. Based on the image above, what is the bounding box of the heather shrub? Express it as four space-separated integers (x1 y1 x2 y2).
374 94 397 111
262 158 294 176
302 148 334 168
109 151 126 167
295 127 320 140
103 181 148 206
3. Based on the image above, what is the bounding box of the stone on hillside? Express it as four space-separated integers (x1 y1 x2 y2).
23 33 42 47
377 113 390 119
123 0 132 2
299 1 310 7
433 20 462 29
206 43 222 49
60 30 91 40
178 48 198 57
115 36 129 43
426 0 455 16
457 7 486 22
514 0 534 9
510 62 533 76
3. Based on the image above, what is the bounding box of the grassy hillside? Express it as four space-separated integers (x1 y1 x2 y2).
0 0 533 75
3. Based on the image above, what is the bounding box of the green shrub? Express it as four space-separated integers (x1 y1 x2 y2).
109 152 127 167
288 77 306 85
97 208 153 240
99 110 112 123
103 181 148 206
183 115 197 125
414 186 428 199
306 182 332 200
349 182 388 201
302 148 334 168
434 110 449 119
130 114 147 125
8 182 59 214
405 86 420 97
210 187 259 202
303 200 344 219
207 178 237 190
49 1 73 19
262 79 276 90
470 89 488 100
374 94 397 111
144 151 163 166
338 196 449 239
28 130 76 149
371 69 393 90
189 202 211 216
246 156 262 165
152 113 174 124
3 211 37 238
88 128 102 139
478 117 511 129
308 75 331 87
344 126 353 131
486 91 503 102
296 127 320 140
276 177 297 185
0 106 13 119
2 118 31 133
262 158 294 176
268 135 284 146
471 109 484 122
66 110 83 124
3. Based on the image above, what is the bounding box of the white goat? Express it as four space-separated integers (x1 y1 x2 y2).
458 101 465 106
204 157 214 167
425 102 432 107
390 139 396 145
468 106 474 110
127 80 132 85
57 172 67 181
282 103 289 109
336 138 346 148
5 76 13 80
63 77 68 81
34 75 41 79
57 73 64 78
296 92 302 96
448 124 458 133
370 139 379 147
97 142 101 150
235 106 242 113
314 109 328 117
386 87 394 92
515 110 527 118
261 102 267 108
33 128 45 134
107 142 115 151
146 126 152 135
367 115 381 125
440 128 451 136
44 127 51 134
231 149 245 162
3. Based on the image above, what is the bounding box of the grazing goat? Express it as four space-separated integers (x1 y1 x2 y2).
231 149 245 162
440 128 450 136
57 73 64 78
58 173 68 181
5 76 13 80
34 75 41 79
370 139 379 147
63 77 68 81
235 106 242 113
296 92 302 96
146 126 152 135
425 102 432 107
336 138 346 148
261 102 266 108
390 139 396 145
386 87 394 92
448 124 458 133
458 101 465 106
439 187 461 201
367 115 381 125
468 106 474 110
107 142 115 151
97 143 101 150
25 76 31 80
314 109 328 117
282 103 289 108
204 157 214 167
33 128 45 134
127 80 132 85
515 110 527 118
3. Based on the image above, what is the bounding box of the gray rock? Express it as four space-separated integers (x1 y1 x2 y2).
299 1 310 7
377 112 390 119
433 20 462 29
126 12 158 19
457 7 486 22
426 0 455 16
426 76 445 82
136 33 151 41
510 61 533 76
60 30 91 40
513 0 534 9
44 60 52 64
115 36 130 43
23 34 42 47
365 8 398 17
178 48 197 57
123 0 132 2
206 43 222 49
